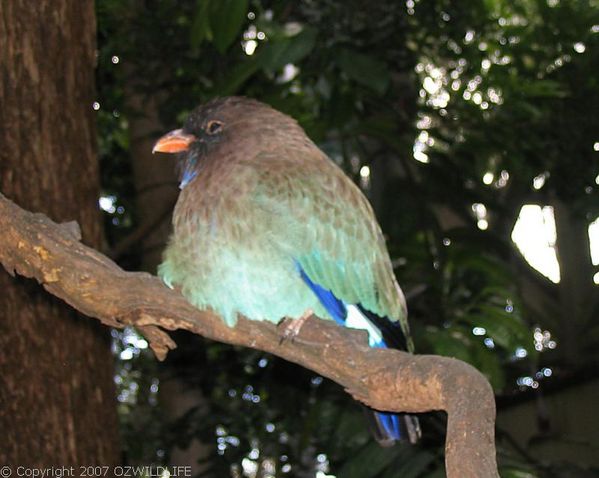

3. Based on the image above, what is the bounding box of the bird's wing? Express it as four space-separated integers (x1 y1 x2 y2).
240 150 409 335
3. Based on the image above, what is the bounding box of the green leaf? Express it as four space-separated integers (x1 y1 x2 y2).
279 27 317 66
210 0 248 54
217 26 317 95
391 448 437 478
426 326 474 363
471 341 506 390
189 0 212 51
500 469 538 478
336 48 390 95
260 26 317 71
257 40 290 71
216 59 261 96
461 305 530 351
337 441 401 478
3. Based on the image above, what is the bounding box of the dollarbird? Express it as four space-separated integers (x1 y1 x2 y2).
153 97 421 446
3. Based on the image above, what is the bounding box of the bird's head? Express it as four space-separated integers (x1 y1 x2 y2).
152 96 302 189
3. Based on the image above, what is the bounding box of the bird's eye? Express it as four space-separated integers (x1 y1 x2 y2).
206 120 224 135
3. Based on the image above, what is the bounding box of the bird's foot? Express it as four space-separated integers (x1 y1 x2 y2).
278 309 313 345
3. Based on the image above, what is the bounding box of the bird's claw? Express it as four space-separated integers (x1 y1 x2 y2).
278 310 313 345
278 318 299 345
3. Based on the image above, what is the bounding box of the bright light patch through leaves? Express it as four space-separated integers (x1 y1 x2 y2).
588 217 599 268
513 211 599 285
99 195 116 213
511 205 560 283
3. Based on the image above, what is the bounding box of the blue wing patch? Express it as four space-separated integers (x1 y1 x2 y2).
296 263 347 326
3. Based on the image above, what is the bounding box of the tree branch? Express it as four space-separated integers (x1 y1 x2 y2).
0 193 499 477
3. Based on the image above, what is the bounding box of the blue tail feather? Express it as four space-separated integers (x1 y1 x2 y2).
378 412 401 438
297 264 420 445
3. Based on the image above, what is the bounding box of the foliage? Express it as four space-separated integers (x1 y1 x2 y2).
96 0 599 476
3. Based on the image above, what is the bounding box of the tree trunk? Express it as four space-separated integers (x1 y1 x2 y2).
552 199 597 365
126 92 179 271
0 0 120 466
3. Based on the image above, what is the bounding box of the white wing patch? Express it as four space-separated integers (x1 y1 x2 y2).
345 304 384 347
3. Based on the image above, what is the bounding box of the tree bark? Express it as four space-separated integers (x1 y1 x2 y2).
0 194 499 478
0 0 119 466
552 199 598 365
126 91 179 270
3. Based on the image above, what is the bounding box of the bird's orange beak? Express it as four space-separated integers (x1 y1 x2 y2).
152 129 197 154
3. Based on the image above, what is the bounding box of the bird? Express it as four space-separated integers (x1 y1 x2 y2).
152 96 421 446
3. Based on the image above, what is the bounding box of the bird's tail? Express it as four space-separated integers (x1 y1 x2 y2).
364 409 421 447
297 266 421 446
